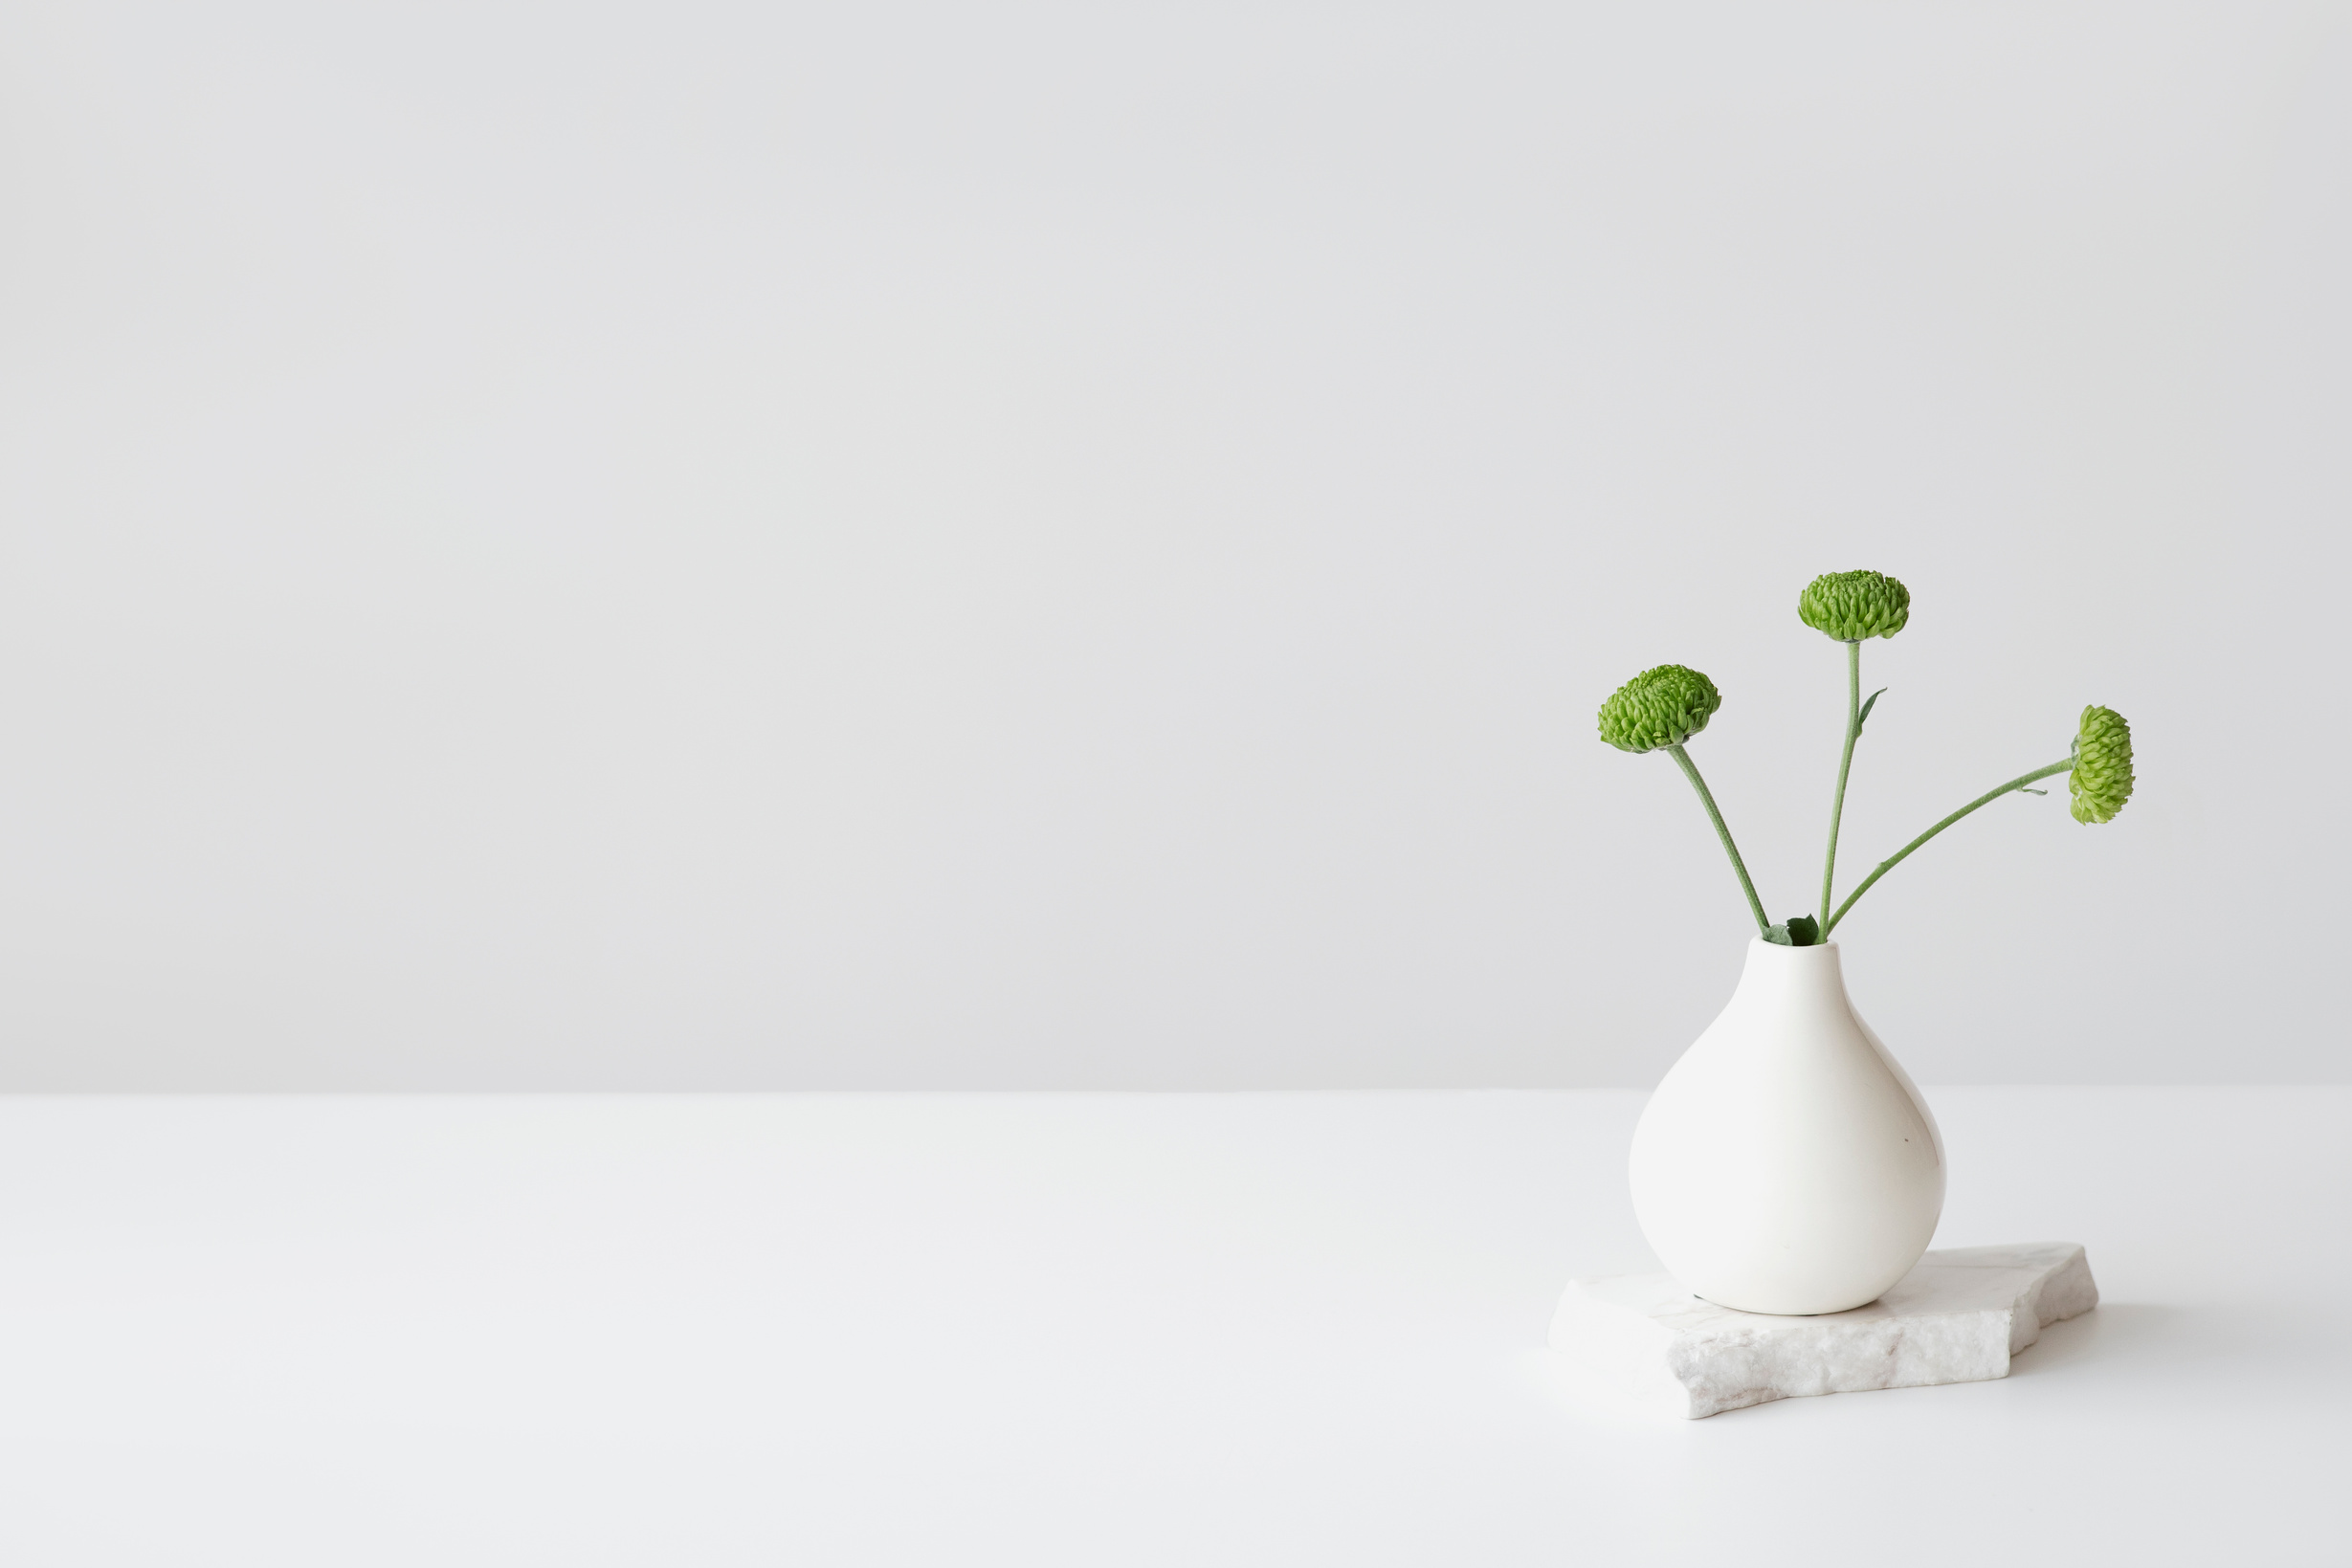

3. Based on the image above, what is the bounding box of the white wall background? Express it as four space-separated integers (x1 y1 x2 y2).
0 1 2342 1089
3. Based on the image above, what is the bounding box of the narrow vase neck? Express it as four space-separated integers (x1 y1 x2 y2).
1727 938 1853 1016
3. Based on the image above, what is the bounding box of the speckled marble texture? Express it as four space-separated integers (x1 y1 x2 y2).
1549 1242 2098 1418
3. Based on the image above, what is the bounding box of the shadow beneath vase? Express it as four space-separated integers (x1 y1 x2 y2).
2007 1302 2208 1378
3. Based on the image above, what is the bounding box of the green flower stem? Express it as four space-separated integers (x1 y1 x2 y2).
1819 639 1859 927
1822 757 2075 938
1667 742 1770 937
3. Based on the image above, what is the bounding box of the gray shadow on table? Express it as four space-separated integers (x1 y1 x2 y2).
2006 1302 2206 1379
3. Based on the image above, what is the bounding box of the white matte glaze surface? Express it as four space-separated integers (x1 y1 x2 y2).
1629 940 1945 1314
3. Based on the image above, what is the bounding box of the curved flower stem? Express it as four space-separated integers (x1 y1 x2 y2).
1822 757 2075 938
1667 742 1770 937
1819 639 1860 927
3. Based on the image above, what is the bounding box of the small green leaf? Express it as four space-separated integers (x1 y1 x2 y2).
1854 687 1887 735
1764 923 1792 945
1784 914 1821 946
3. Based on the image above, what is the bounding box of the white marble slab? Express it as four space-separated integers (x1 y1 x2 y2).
1549 1242 2098 1418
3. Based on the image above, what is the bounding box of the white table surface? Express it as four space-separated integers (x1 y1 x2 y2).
0 1088 2341 1565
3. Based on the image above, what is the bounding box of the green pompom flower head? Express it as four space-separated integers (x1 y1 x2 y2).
1597 661 1771 934
1598 664 1722 754
2068 705 2134 825
1591 570 2141 948
1799 570 1911 642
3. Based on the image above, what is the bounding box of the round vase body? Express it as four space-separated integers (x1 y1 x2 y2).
1629 939 1944 1314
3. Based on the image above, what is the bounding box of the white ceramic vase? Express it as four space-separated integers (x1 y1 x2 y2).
1629 939 1944 1314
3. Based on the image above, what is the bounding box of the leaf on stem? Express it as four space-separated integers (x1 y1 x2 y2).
1855 687 1887 735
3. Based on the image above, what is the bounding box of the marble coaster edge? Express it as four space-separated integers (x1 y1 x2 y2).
1547 1242 2098 1419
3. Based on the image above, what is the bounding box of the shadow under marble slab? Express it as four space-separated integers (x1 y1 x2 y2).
1548 1242 2098 1419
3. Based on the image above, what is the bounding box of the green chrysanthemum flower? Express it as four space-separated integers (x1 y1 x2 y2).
1598 664 1722 754
2069 705 2134 824
1798 570 1911 641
